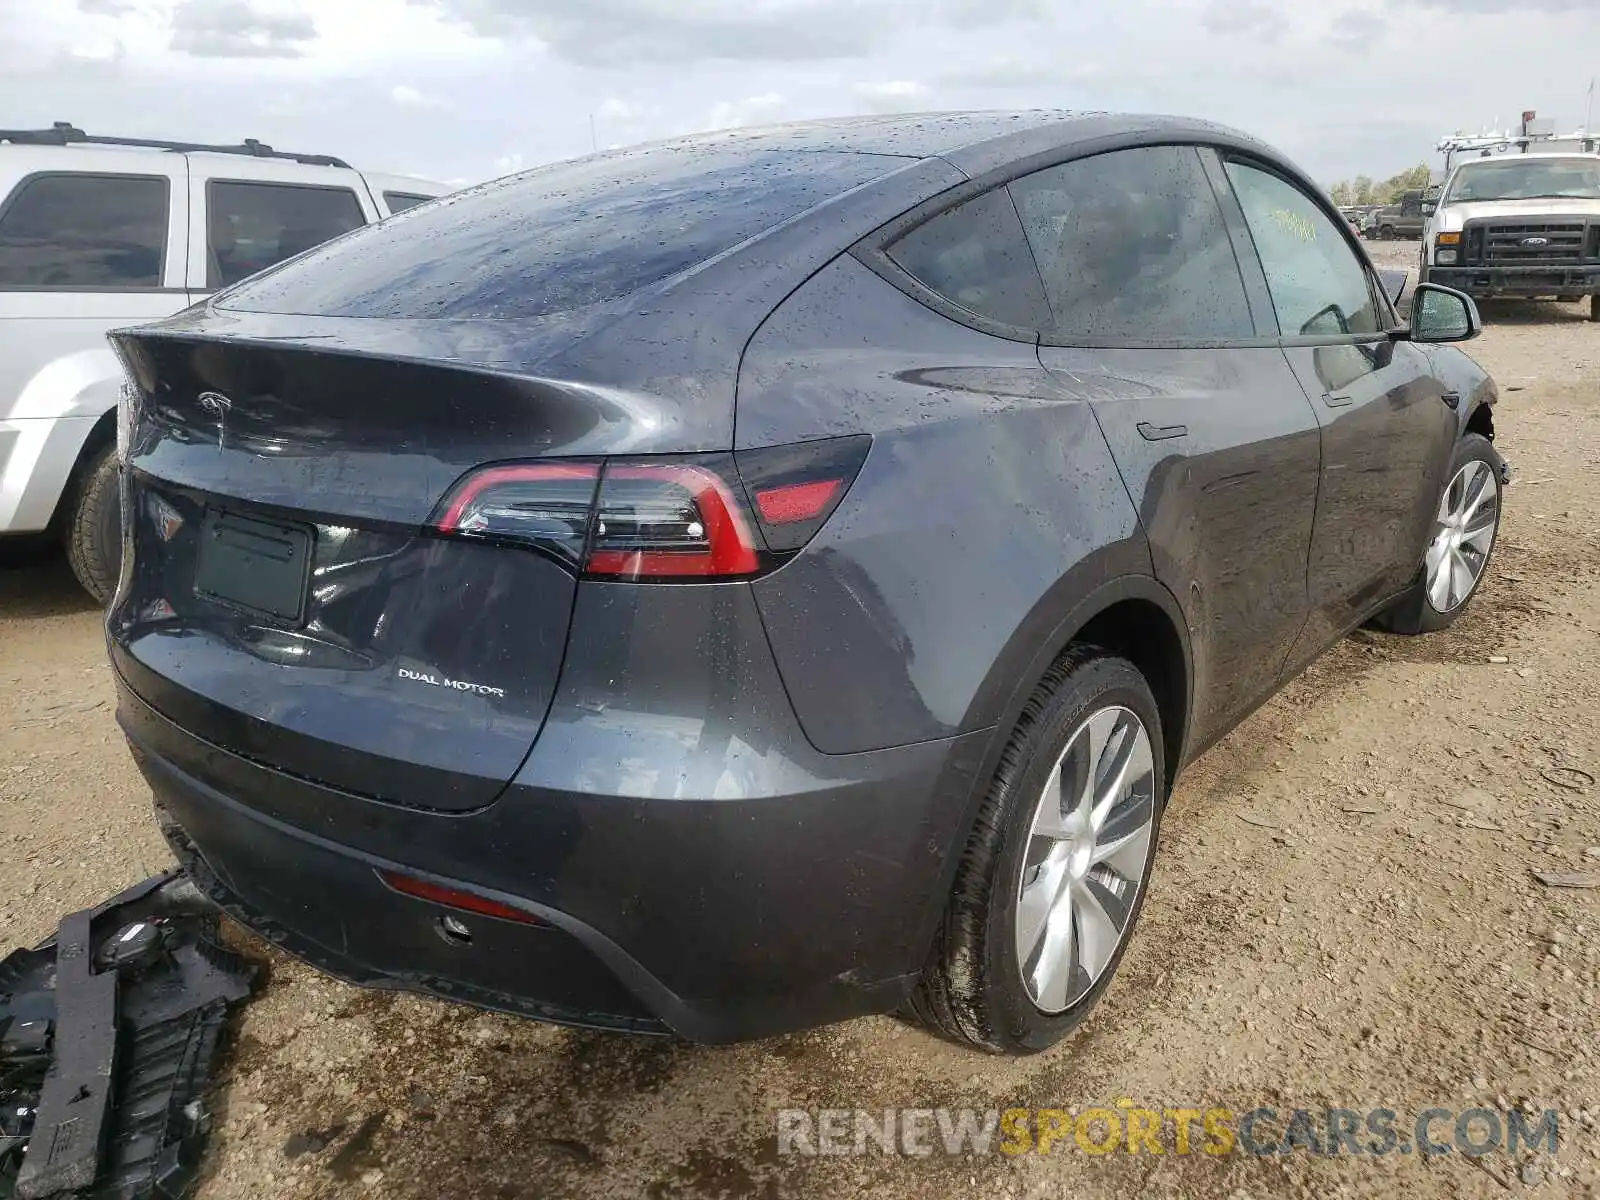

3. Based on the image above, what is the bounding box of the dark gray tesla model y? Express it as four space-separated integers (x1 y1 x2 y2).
108 112 1503 1054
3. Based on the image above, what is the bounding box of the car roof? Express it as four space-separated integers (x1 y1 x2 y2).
619 110 1276 176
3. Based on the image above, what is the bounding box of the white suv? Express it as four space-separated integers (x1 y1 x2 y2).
0 123 449 601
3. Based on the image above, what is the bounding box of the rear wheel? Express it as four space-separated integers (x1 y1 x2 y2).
1374 433 1502 635
63 444 122 606
1590 295 1600 322
1379 225 1397 241
906 648 1164 1054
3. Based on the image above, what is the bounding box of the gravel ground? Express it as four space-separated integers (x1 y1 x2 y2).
3 239 1598 1199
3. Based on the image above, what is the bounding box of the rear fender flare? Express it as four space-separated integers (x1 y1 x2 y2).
902 570 1193 988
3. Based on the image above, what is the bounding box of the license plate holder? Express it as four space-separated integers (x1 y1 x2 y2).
194 509 313 622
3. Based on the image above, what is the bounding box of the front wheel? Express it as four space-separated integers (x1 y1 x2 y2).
905 648 1164 1054
63 444 122 606
1379 225 1397 241
1590 295 1600 323
1374 433 1503 635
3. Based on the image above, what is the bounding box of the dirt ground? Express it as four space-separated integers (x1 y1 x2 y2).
3 239 1598 1199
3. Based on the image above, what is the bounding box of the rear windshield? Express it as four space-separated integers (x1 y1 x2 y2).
218 145 893 319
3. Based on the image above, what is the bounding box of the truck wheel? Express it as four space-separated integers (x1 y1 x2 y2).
1591 295 1600 323
1379 225 1397 241
63 444 122 606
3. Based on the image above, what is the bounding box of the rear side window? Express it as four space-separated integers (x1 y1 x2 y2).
1225 162 1381 337
217 146 892 319
208 181 366 288
886 187 1051 330
383 191 433 214
1010 146 1253 342
0 173 167 288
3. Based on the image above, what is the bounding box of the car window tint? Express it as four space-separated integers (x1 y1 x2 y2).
383 191 433 214
886 187 1050 330
0 173 167 288
216 147 892 319
1008 146 1252 341
1225 162 1380 337
208 182 366 289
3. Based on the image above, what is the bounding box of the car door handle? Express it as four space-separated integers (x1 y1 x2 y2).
1322 392 1355 409
1441 390 1460 410
1136 421 1188 441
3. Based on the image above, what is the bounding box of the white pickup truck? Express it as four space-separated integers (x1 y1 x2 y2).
0 123 449 601
1420 152 1600 323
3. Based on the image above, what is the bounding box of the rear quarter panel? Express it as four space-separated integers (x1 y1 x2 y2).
738 255 1151 754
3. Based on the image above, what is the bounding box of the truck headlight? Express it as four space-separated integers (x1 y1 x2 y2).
1436 248 1458 265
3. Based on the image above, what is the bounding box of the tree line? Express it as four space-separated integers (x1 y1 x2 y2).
1327 164 1432 207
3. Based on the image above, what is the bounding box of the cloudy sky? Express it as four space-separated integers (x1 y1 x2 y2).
2 0 1597 189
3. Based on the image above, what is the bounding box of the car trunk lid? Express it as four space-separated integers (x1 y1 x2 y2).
107 324 721 812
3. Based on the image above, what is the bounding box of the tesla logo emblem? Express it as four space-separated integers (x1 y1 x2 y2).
1520 237 1550 248
197 391 231 449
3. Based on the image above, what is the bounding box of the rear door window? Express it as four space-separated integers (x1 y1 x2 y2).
885 187 1052 331
1009 146 1254 342
0 173 168 288
207 181 366 288
1224 162 1381 337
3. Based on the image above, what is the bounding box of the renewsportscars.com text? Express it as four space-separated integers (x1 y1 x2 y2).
776 1105 1559 1159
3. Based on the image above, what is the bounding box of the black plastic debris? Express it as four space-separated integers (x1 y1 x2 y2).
0 872 256 1200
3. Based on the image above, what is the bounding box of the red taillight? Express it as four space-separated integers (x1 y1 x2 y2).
378 870 545 926
429 438 869 579
585 463 761 579
754 479 843 526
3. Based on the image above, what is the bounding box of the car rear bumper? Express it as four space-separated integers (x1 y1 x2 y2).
114 622 990 1042
1428 264 1600 297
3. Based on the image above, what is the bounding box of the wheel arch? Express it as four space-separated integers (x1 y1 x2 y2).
48 407 117 530
973 573 1194 794
1464 400 1494 444
903 571 1195 993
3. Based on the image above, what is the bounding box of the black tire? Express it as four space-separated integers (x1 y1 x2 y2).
63 444 122 606
1373 432 1503 636
1590 295 1600 323
1379 225 1397 241
905 647 1165 1054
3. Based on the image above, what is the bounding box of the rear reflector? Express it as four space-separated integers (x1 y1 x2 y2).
378 870 546 926
754 479 843 526
735 435 871 553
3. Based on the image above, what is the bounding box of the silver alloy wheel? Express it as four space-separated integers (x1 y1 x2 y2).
1425 459 1499 615
1014 705 1157 1014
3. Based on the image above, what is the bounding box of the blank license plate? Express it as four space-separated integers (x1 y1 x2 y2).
194 510 313 622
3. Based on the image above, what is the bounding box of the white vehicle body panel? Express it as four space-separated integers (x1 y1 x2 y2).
0 139 449 535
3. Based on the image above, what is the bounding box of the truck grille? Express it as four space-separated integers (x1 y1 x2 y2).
1462 219 1593 266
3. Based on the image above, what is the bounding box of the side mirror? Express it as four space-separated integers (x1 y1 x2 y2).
1408 283 1481 343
